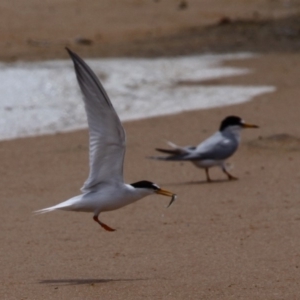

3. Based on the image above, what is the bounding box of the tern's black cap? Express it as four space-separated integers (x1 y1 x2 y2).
219 116 243 131
130 180 159 190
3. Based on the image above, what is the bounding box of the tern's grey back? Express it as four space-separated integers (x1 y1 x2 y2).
191 130 239 161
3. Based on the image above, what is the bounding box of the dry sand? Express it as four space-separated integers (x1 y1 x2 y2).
1 1 300 299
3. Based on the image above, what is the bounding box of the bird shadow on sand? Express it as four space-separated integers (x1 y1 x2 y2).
39 278 146 286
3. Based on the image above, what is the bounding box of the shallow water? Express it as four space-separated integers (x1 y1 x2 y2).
0 53 275 140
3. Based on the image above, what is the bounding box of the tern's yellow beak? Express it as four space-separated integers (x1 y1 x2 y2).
155 188 177 208
242 123 259 128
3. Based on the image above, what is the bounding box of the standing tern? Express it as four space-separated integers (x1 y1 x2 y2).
35 48 176 232
150 116 258 182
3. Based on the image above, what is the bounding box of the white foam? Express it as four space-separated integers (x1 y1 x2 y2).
0 53 275 140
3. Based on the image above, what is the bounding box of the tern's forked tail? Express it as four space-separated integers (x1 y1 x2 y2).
34 207 57 215
34 196 83 215
148 140 195 161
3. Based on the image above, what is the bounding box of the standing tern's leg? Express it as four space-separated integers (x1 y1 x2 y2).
205 168 212 182
222 165 238 181
93 215 116 232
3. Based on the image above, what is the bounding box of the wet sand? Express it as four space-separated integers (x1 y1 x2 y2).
1 1 300 299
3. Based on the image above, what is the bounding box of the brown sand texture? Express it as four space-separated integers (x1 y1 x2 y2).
1 1 300 299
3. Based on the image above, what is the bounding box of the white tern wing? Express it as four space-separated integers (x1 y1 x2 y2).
67 48 126 193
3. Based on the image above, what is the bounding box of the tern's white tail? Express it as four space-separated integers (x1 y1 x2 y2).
34 207 58 215
167 141 179 149
34 196 83 215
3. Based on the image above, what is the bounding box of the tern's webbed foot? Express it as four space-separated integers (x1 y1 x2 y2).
223 169 238 181
227 174 238 181
93 216 116 232
100 222 116 232
221 166 238 181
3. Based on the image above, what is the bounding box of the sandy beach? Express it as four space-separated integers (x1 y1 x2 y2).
1 1 300 299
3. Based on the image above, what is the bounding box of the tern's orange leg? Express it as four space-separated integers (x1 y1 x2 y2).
205 168 212 182
93 216 116 232
222 167 238 181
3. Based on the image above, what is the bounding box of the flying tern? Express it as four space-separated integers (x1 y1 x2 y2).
35 48 176 231
150 116 258 182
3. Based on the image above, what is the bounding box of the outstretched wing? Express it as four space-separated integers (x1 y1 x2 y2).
67 48 126 193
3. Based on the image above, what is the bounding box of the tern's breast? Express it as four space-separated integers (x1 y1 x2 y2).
80 184 143 213
192 159 224 168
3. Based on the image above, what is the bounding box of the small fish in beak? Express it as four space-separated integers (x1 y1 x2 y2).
155 188 177 208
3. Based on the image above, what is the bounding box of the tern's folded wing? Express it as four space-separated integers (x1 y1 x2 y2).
187 131 238 160
67 48 126 193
